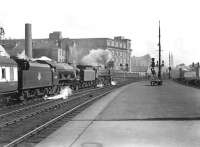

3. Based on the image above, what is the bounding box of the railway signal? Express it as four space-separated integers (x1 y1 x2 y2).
151 58 155 67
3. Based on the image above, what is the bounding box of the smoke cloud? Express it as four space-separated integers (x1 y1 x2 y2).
81 49 112 66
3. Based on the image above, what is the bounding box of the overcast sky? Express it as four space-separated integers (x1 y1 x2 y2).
0 0 200 65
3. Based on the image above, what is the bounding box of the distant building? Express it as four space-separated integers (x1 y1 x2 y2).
3 33 69 63
131 54 151 67
131 66 149 77
70 36 132 71
3 32 132 71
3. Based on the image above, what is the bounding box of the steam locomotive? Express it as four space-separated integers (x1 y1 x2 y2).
0 56 111 103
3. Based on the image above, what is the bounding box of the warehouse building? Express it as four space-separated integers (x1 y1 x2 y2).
70 36 132 71
2 32 70 63
3 32 132 71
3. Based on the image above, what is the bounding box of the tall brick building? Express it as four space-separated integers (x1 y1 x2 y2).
2 32 69 63
70 36 132 71
3 32 132 71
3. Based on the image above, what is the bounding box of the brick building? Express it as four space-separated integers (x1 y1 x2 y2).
70 36 132 71
3 32 132 71
2 32 69 63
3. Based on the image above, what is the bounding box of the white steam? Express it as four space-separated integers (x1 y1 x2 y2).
45 86 73 100
81 49 112 66
33 56 52 61
17 50 53 62
97 84 104 88
111 81 117 86
17 50 29 59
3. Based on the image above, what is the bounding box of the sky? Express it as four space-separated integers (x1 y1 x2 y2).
0 0 200 66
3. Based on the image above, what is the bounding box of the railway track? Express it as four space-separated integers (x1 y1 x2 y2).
0 85 100 114
1 80 137 147
0 86 102 117
0 87 106 128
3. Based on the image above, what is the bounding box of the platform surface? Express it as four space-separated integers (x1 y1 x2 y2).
36 81 200 147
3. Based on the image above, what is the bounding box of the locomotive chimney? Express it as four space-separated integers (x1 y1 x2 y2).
25 23 32 58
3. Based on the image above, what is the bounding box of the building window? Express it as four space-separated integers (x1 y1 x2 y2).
123 43 126 48
1 68 6 79
120 42 122 48
107 40 111 46
127 41 131 49
10 67 14 81
111 41 114 47
116 51 118 56
115 41 118 47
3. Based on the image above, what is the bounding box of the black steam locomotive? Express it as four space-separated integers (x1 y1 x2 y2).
0 56 111 103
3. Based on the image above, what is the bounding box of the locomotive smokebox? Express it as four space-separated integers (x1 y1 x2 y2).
25 23 32 58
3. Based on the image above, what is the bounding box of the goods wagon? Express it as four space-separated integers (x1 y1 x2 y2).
184 71 196 79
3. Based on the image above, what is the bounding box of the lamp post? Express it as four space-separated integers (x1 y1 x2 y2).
158 21 162 79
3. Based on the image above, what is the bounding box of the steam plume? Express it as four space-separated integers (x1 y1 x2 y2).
17 50 52 61
33 56 52 61
45 86 73 100
111 81 117 86
17 50 29 59
81 49 112 66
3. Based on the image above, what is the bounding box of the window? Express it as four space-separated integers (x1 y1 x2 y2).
10 67 14 81
111 41 114 46
107 40 111 46
123 43 126 48
2 68 6 79
115 41 118 47
120 42 123 48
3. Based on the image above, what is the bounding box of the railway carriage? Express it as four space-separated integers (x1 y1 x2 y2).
0 56 18 102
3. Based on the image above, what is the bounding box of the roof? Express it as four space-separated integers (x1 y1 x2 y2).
0 45 10 57
3 41 24 56
0 56 17 66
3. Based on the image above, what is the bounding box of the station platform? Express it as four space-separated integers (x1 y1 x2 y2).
36 81 200 147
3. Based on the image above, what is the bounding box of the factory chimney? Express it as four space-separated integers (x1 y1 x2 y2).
25 23 32 58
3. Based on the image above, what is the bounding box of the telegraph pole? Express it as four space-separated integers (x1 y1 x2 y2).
0 27 5 45
158 21 162 79
168 52 171 79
